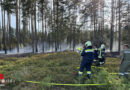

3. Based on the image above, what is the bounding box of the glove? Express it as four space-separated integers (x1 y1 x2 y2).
93 59 97 62
77 47 82 53
98 56 102 58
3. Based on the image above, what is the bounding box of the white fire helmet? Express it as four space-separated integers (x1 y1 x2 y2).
101 44 105 49
85 41 92 47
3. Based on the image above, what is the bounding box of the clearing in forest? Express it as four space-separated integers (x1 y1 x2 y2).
0 52 129 90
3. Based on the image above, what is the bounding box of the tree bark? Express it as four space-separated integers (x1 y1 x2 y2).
34 0 38 52
53 0 57 52
7 11 12 50
31 15 35 53
16 0 19 53
118 0 121 52
110 0 114 52
42 2 44 53
2 9 7 54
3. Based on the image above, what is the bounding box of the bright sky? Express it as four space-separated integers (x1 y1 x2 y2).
0 7 16 28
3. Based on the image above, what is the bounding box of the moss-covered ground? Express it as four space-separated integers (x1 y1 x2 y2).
0 52 129 90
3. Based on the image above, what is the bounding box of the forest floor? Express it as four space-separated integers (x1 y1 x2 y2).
0 52 130 90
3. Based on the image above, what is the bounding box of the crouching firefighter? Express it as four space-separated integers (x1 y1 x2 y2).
98 44 106 65
78 41 94 79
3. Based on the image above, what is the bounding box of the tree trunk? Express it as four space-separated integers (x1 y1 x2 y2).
56 0 59 51
93 12 96 42
19 0 21 47
51 10 54 51
34 0 38 52
2 9 7 54
118 0 121 52
7 11 12 50
16 0 19 53
31 15 35 53
110 0 114 52
22 17 28 47
73 6 76 51
53 0 57 52
44 15 47 52
0 4 2 50
101 0 105 42
42 3 44 53
0 15 1 50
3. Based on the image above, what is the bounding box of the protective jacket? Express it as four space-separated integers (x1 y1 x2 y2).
81 46 94 63
79 46 94 72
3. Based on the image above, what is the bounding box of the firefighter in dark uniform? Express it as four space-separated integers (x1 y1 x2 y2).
78 41 94 79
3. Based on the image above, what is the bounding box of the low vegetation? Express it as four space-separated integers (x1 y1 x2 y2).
0 52 129 90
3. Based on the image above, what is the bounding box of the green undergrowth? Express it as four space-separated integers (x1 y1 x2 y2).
0 52 129 90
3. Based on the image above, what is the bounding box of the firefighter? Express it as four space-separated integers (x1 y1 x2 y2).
93 45 99 61
78 41 94 79
119 44 130 78
93 45 99 66
98 44 106 65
